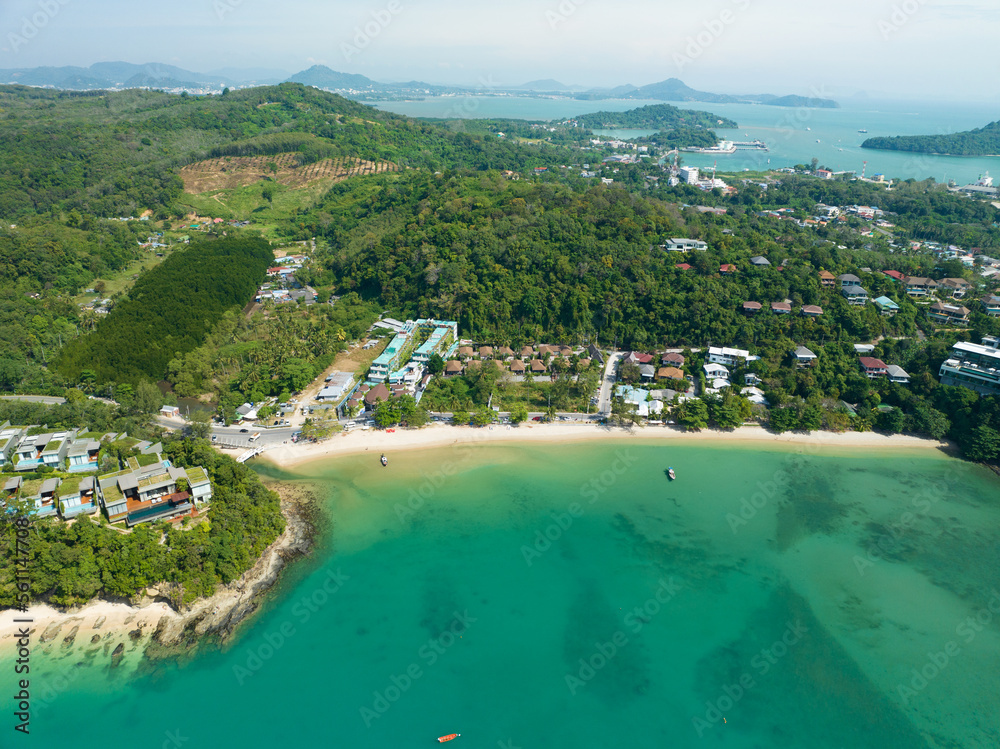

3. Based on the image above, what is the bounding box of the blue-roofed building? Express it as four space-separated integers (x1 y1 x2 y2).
873 296 900 316
369 318 458 383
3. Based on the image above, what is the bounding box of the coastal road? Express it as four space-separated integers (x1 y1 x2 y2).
597 352 623 415
0 394 67 405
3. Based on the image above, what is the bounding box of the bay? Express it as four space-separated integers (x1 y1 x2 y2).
27 440 1000 748
371 96 1000 184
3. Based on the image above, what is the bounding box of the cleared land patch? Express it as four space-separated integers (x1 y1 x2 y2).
179 153 401 193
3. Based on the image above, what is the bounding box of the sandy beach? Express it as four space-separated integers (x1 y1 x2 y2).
257 422 950 470
0 482 315 678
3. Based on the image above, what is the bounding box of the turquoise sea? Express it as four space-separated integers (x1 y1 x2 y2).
371 96 1000 185
22 441 1000 748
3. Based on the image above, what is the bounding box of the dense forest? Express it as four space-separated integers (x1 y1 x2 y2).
57 236 272 384
0 432 284 608
862 120 1000 156
573 103 737 130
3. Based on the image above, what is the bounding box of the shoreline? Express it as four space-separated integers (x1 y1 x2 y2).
256 422 952 470
0 482 316 677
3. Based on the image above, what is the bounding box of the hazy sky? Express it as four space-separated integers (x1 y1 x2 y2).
1 0 997 100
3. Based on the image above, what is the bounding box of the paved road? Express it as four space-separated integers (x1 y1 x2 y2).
597 352 623 415
0 395 66 405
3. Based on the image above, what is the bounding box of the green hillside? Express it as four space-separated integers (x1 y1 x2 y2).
862 120 1000 156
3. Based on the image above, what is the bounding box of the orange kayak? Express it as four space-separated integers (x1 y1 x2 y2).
437 735 460 743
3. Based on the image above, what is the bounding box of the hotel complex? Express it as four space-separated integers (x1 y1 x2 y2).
368 318 458 383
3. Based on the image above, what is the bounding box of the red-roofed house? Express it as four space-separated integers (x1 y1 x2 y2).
801 305 823 317
675 263 692 270
859 357 888 378
883 270 906 282
720 264 737 275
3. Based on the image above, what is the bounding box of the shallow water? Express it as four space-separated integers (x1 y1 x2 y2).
23 441 1000 748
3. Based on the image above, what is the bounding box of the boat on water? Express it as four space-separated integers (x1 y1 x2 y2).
380 454 388 467
858 128 868 133
667 467 676 481
437 734 460 743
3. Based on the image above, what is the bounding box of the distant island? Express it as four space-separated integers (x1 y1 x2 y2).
606 78 839 108
0 63 839 108
862 120 1000 156
573 103 738 130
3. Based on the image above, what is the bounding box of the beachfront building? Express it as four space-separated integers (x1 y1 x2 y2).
370 318 458 383
317 372 355 402
938 337 1000 395
97 457 212 527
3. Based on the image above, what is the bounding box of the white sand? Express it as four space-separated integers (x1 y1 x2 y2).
258 422 949 470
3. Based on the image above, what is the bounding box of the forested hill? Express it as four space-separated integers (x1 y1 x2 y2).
312 171 941 349
573 103 737 130
57 236 272 384
0 83 575 220
862 120 1000 156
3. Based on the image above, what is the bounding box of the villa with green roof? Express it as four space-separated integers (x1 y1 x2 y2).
66 433 102 472
21 477 61 518
0 423 26 470
58 475 98 518
96 459 212 527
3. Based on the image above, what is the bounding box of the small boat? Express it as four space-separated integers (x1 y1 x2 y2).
437 735 460 743
380 454 388 467
858 128 868 133
667 467 676 481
